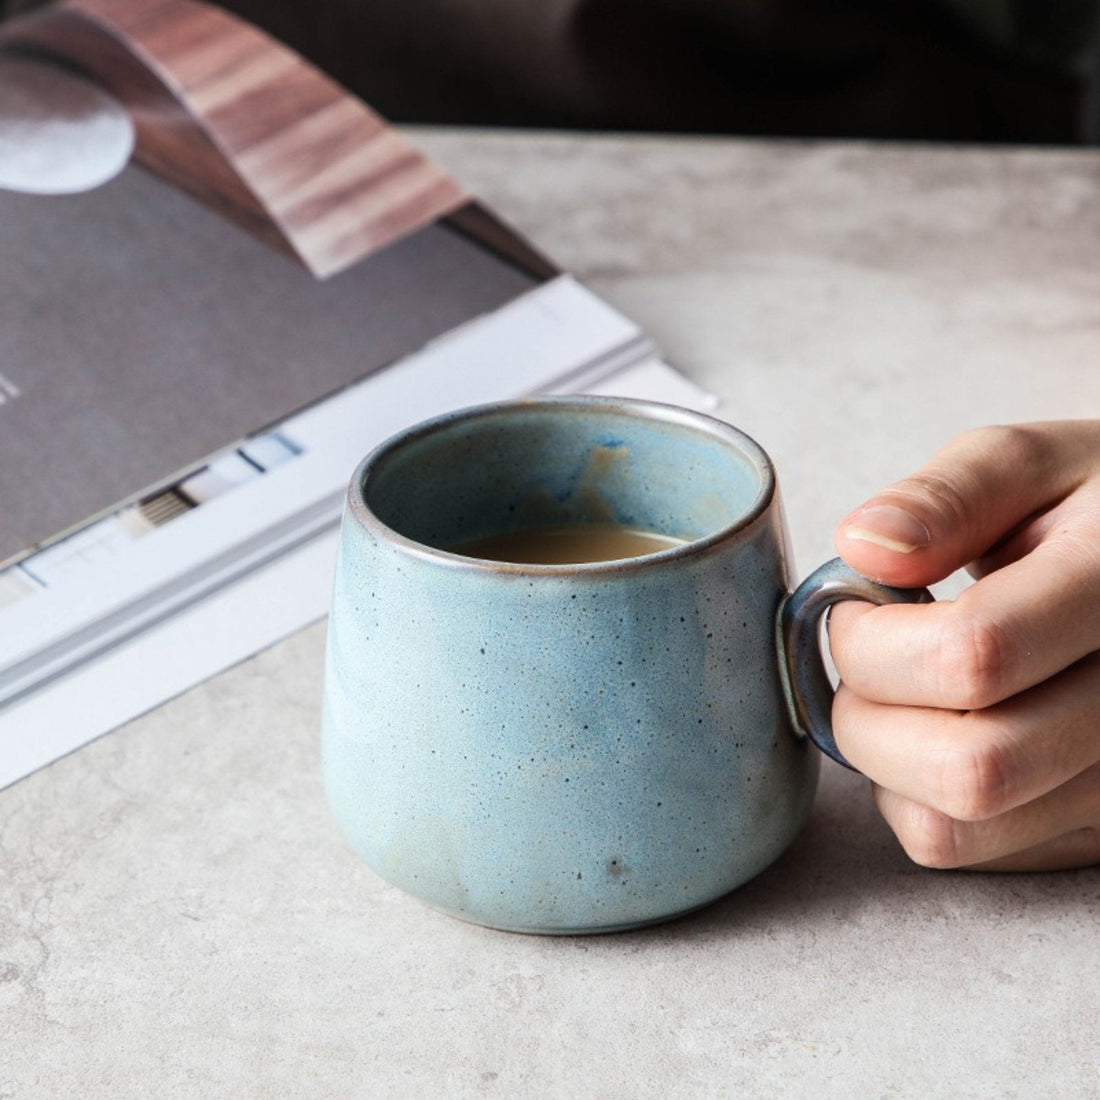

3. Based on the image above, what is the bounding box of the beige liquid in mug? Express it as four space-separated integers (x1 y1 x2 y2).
453 524 688 564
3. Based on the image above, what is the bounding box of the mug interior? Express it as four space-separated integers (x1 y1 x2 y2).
356 398 773 560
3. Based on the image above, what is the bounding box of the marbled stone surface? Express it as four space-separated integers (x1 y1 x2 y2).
4 130 1100 1098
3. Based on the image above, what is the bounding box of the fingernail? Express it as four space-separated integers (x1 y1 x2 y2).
843 504 931 554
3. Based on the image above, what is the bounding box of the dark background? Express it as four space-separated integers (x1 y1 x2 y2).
5 0 1100 144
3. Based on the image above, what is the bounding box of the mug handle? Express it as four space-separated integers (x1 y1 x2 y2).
778 558 934 770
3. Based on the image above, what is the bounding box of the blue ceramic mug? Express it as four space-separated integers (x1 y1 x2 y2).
322 397 929 934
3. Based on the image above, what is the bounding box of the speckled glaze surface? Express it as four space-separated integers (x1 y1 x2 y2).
322 398 819 934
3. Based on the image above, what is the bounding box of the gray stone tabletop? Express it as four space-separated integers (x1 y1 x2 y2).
4 130 1100 1098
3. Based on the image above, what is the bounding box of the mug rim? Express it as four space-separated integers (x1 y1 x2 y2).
346 396 777 574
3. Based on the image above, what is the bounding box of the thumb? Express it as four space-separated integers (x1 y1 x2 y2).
833 424 1077 588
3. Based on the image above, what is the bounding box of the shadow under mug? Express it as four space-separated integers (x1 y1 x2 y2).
322 397 930 934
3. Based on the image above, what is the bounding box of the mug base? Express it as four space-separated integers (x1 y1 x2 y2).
415 887 742 937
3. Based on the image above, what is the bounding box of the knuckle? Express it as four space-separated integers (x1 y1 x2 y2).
961 423 1053 474
890 469 971 531
934 609 1016 711
891 801 965 869
932 737 1016 822
894 425 1052 532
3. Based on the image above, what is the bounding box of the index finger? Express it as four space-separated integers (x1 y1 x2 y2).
829 511 1100 711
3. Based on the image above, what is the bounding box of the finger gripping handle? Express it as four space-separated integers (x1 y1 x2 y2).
778 558 933 770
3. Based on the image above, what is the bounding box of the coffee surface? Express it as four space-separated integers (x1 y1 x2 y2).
453 525 688 564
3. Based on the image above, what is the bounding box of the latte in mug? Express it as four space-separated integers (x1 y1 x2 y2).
453 524 688 564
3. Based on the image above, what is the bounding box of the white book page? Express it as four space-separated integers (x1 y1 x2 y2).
0 276 643 701
0 293 712 788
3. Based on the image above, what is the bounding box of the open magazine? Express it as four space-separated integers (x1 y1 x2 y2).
0 0 712 788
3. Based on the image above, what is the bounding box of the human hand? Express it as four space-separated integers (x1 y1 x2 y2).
828 421 1100 871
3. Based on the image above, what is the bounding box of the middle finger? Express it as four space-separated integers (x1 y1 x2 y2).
829 525 1100 711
